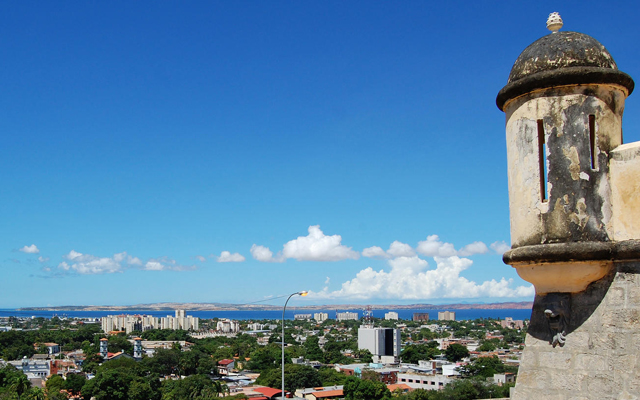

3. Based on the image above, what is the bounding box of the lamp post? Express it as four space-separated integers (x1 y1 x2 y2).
282 290 308 398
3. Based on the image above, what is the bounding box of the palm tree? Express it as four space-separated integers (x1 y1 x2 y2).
9 374 31 396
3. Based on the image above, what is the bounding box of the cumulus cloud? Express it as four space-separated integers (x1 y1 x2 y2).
387 241 416 257
458 241 489 257
309 255 534 300
416 235 457 257
56 251 190 274
362 246 390 259
282 225 359 261
38 256 49 263
19 244 40 254
59 250 123 274
143 257 195 271
216 251 245 263
196 255 206 262
491 241 511 254
250 245 285 263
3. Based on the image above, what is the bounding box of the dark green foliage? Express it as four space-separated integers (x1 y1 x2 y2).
141 329 190 341
461 355 518 379
444 343 469 362
400 342 440 364
303 335 323 361
255 364 321 393
343 376 391 400
318 367 348 386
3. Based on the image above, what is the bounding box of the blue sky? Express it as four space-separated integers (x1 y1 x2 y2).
2 1 640 308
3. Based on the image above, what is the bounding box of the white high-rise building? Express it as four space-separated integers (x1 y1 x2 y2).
384 312 399 320
314 313 329 323
101 310 198 334
438 311 456 321
336 312 358 321
358 327 401 364
216 319 240 333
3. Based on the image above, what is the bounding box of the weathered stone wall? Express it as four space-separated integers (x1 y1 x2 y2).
512 261 640 399
610 142 640 241
504 85 627 248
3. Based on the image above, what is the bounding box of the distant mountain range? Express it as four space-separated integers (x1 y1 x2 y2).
18 301 533 311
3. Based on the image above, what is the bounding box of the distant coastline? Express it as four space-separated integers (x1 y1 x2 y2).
17 301 533 312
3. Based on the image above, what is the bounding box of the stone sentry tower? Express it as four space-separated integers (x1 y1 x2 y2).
497 13 640 399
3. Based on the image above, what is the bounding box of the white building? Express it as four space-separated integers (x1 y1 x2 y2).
384 312 399 320
337 312 358 321
101 310 198 334
314 313 328 323
438 311 456 321
397 372 454 390
294 314 312 320
217 318 240 333
358 327 401 364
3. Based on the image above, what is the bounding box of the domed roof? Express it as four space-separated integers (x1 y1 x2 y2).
508 32 617 83
497 31 634 110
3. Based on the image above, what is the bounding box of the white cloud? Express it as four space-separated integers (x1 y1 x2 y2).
282 225 359 261
58 250 123 274
216 251 245 263
196 255 206 262
250 245 284 263
387 241 415 257
309 255 534 300
491 241 511 254
362 246 390 259
38 256 49 263
143 257 195 271
416 235 457 257
57 251 189 274
113 251 142 265
19 244 40 254
458 241 489 257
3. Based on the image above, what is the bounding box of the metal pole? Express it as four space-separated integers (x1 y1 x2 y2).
282 293 296 399
282 291 307 399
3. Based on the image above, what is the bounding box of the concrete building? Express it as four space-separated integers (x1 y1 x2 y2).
216 318 240 333
314 312 328 322
412 313 429 322
294 314 312 320
437 311 455 321
384 312 399 320
101 310 198 334
358 327 401 364
500 317 524 329
397 372 453 391
497 13 640 399
336 312 358 321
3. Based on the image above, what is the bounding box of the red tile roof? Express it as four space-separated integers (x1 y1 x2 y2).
312 389 343 398
218 359 234 366
253 387 284 398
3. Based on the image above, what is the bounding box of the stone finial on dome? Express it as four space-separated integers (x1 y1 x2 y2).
546 12 563 32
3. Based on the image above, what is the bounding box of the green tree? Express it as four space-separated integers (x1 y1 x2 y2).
45 375 65 398
444 344 469 362
255 364 321 393
303 336 324 361
343 376 390 400
400 343 440 364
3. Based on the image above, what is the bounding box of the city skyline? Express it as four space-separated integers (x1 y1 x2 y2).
3 1 640 308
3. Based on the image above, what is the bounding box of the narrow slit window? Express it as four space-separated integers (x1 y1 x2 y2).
589 114 597 169
537 119 548 202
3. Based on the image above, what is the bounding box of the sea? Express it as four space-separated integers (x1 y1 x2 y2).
0 308 532 321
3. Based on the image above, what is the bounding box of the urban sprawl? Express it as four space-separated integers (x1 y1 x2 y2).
0 309 525 399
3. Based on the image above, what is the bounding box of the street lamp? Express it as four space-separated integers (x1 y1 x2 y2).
282 290 308 398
